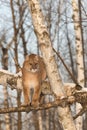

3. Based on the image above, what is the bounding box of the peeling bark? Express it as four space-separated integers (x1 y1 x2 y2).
72 0 85 130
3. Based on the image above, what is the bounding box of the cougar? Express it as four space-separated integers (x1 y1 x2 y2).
22 54 46 107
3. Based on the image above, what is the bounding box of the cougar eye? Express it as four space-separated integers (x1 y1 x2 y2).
35 63 38 66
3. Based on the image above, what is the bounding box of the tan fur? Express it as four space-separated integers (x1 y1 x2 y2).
22 54 46 107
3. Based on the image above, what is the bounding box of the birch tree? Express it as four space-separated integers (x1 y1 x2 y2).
27 0 76 130
10 0 22 129
2 44 11 130
72 0 85 130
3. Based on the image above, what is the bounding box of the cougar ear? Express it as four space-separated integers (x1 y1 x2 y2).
25 55 29 61
35 55 39 61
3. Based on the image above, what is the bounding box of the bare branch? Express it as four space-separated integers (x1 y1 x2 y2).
0 69 22 90
0 97 72 114
0 90 87 119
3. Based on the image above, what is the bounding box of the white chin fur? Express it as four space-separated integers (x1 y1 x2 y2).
31 69 38 72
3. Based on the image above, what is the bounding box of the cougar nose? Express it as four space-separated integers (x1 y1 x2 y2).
32 64 36 69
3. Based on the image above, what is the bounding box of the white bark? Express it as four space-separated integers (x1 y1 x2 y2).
27 0 76 130
72 0 84 130
0 69 22 90
45 97 49 130
38 111 43 130
3 84 10 130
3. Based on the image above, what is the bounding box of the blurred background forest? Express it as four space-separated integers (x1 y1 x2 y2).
0 0 87 130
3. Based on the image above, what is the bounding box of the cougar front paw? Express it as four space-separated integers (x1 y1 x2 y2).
31 100 39 108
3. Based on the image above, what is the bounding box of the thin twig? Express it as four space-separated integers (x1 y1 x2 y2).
53 48 82 90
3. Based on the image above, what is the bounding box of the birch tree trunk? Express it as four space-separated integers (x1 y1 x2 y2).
45 97 50 130
27 0 76 130
10 1 22 129
38 111 43 130
72 0 84 130
2 47 11 130
3 84 11 130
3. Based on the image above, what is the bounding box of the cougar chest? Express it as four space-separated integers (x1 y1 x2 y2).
27 72 41 88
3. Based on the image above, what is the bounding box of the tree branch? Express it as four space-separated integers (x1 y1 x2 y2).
0 69 22 90
0 97 72 114
0 90 87 119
